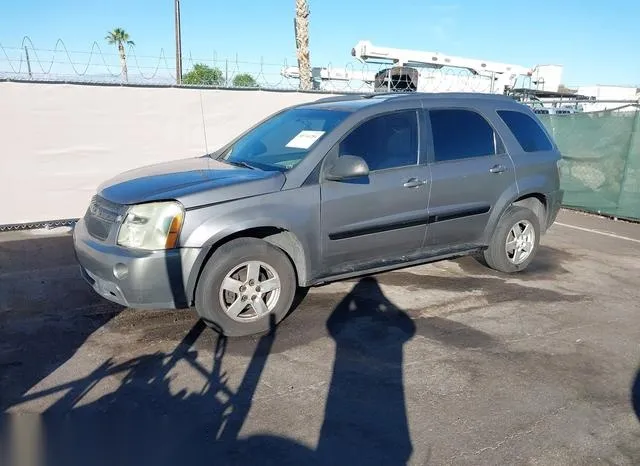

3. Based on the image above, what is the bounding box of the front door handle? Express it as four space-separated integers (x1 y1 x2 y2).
403 178 427 188
489 164 506 174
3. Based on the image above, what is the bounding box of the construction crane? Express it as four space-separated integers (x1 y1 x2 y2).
282 40 562 95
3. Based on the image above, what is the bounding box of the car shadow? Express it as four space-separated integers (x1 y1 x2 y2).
0 231 122 412
4 277 418 466
454 245 574 280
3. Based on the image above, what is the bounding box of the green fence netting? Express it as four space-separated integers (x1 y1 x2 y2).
538 106 640 221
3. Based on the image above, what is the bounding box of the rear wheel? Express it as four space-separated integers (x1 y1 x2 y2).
195 238 297 337
482 206 540 273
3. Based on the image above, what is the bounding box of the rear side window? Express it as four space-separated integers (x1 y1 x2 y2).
429 109 496 162
497 110 554 152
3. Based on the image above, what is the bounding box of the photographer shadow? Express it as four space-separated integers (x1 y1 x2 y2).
10 277 416 466
231 276 416 465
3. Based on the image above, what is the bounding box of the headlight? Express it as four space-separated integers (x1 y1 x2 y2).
117 201 184 250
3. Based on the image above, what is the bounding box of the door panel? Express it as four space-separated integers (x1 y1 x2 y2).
426 153 514 246
319 109 430 274
321 166 430 269
424 108 517 247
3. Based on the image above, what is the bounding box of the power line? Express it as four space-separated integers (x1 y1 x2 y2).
175 0 182 84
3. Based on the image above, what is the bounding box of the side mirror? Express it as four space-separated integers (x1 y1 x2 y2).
326 155 370 181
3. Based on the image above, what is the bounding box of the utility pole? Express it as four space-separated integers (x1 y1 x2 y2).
294 0 312 91
174 0 183 84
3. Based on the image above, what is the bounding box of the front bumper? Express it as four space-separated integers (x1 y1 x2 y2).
72 218 200 309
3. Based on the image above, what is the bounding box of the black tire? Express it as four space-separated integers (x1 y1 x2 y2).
482 205 540 273
195 238 298 337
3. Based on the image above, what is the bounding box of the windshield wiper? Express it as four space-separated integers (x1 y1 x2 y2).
224 159 257 170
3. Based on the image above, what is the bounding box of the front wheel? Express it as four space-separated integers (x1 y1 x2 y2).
482 205 540 273
195 238 298 337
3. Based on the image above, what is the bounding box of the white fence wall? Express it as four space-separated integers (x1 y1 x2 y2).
0 82 337 224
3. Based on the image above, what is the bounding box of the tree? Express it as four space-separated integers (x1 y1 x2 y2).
294 0 312 91
105 28 135 82
233 73 258 88
182 63 224 86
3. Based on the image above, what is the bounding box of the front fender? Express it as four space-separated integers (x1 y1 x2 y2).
180 186 321 303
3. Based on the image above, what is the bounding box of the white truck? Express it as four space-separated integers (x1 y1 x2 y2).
282 40 563 96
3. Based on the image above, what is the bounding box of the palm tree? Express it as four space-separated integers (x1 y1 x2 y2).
105 28 135 82
294 0 311 91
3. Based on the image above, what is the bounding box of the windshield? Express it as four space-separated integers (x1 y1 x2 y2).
217 107 350 171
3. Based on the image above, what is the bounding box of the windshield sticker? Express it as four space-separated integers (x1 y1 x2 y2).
285 130 325 149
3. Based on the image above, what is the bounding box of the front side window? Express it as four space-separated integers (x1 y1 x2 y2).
429 109 497 162
219 108 349 171
339 110 418 171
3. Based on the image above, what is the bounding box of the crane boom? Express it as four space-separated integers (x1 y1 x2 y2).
351 40 533 77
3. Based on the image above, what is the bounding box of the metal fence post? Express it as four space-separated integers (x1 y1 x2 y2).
615 107 639 214
24 46 32 79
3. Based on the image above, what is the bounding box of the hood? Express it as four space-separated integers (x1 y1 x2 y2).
98 156 286 207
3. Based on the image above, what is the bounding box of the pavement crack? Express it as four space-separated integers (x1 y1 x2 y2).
448 402 572 462
504 319 624 343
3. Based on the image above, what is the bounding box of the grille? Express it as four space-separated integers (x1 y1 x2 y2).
84 195 126 240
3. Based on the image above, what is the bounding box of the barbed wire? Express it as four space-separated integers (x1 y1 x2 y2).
0 218 78 232
0 36 546 93
2 36 638 115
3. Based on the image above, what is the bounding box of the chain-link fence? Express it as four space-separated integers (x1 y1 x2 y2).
539 106 640 221
0 38 299 88
1 38 541 93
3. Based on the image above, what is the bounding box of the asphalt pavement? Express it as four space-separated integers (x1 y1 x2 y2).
1 209 639 466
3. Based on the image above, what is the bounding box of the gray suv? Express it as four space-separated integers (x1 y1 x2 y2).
73 92 563 336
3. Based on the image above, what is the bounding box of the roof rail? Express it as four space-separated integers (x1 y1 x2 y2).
392 91 517 102
311 94 372 104
312 92 411 103
311 91 517 105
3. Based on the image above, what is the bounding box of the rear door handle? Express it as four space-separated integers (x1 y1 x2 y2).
403 178 427 188
489 164 506 174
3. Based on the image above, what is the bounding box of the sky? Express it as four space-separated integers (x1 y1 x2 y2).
1 0 639 87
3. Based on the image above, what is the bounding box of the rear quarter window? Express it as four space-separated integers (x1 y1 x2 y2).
497 110 554 152
429 109 497 162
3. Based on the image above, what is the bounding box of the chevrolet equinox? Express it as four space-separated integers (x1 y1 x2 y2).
73 92 563 336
